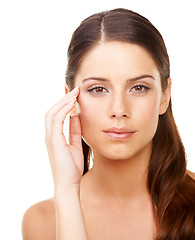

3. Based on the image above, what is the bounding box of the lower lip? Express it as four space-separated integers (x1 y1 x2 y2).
103 132 135 141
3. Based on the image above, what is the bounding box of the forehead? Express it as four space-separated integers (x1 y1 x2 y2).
75 41 160 83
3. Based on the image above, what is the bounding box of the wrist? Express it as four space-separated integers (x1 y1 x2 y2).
54 183 80 199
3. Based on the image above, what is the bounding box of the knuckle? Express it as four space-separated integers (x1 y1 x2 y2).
45 135 48 145
49 137 58 150
45 110 62 124
45 110 51 120
53 114 62 123
45 135 52 149
45 135 54 150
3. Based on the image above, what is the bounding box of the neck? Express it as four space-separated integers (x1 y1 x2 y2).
87 143 152 202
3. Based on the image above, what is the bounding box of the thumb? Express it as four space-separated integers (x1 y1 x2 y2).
69 115 82 149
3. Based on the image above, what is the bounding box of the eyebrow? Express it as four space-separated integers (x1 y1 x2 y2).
82 74 155 83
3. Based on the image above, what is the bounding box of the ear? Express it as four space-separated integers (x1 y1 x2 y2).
159 78 172 115
64 83 70 95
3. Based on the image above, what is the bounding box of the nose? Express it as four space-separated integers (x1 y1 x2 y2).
108 93 130 119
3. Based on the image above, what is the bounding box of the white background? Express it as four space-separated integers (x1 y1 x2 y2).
0 0 194 239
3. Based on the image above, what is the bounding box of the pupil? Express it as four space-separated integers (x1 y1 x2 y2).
96 87 103 92
136 86 142 91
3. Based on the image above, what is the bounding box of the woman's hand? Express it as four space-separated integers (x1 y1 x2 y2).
45 87 83 192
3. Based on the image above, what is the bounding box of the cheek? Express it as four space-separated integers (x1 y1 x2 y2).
78 95 107 147
135 93 161 132
78 95 104 130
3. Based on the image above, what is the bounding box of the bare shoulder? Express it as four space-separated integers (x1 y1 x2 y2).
186 169 195 180
22 198 56 240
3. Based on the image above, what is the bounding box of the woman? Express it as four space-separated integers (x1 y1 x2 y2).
22 8 195 240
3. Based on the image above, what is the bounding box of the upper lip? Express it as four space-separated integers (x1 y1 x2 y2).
103 127 136 133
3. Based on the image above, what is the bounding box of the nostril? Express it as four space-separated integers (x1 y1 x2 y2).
111 113 128 118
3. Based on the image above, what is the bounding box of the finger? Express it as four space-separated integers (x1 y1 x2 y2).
70 102 81 116
45 98 75 139
46 96 76 132
47 87 79 117
50 99 77 140
55 87 79 107
45 88 79 137
69 115 82 150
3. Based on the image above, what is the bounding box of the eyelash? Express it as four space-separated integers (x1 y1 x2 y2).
87 85 108 94
87 84 150 94
131 84 150 93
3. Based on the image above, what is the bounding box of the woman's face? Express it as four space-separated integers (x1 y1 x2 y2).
74 41 170 160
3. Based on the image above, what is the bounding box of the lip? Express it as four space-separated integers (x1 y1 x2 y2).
103 127 136 141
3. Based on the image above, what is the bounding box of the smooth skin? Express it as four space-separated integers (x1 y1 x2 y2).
22 42 195 240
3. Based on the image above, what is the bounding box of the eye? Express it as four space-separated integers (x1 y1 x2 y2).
131 84 150 93
88 85 108 94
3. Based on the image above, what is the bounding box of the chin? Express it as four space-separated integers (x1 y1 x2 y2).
102 152 139 161
91 140 153 163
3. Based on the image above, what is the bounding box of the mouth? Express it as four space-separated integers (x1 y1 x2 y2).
103 127 136 141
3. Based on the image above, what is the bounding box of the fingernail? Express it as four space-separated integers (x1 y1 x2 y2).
71 96 77 101
68 99 76 105
67 94 76 102
72 86 79 92
67 96 76 102
70 113 79 118
75 102 81 114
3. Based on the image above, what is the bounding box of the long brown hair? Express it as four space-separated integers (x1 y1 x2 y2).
65 8 195 239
